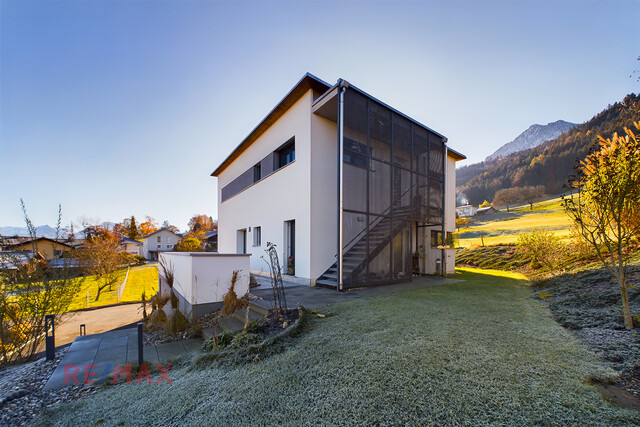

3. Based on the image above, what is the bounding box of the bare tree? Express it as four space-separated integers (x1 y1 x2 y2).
493 187 520 212
80 229 129 301
520 185 547 210
0 201 80 364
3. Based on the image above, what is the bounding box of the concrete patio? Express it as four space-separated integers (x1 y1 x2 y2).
250 273 463 310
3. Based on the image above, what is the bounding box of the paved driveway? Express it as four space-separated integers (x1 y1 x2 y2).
38 304 144 352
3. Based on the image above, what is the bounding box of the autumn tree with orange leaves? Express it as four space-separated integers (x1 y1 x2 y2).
188 214 216 234
138 216 158 237
563 122 640 329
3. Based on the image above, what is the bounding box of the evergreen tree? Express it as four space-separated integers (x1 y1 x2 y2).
127 216 140 239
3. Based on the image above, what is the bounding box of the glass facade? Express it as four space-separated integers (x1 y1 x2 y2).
341 88 445 288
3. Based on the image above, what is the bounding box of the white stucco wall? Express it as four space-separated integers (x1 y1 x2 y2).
159 252 250 307
123 242 141 255
309 112 338 281
217 90 314 280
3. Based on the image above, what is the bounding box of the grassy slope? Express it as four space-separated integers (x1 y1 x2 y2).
457 197 572 247
37 269 639 426
66 265 158 311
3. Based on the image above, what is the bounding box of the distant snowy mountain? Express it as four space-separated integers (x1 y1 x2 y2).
486 120 577 161
0 225 72 238
1 221 116 239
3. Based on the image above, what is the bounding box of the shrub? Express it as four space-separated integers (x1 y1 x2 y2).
517 228 563 274
230 332 261 349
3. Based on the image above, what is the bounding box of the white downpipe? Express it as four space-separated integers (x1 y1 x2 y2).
441 138 448 278
338 81 346 291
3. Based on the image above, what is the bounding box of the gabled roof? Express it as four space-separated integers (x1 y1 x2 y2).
141 228 182 240
6 237 73 249
211 73 331 177
121 237 142 245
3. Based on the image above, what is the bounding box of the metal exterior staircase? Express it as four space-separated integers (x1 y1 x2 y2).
316 206 411 289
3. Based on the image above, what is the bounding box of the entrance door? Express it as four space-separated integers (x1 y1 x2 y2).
285 220 295 275
236 229 247 254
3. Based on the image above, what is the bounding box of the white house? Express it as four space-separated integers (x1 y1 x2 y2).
120 237 142 256
212 74 465 290
141 228 181 260
456 205 476 218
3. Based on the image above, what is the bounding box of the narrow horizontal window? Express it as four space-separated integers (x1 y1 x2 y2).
276 140 295 169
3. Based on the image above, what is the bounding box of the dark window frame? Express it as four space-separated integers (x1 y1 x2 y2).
253 163 261 183
275 138 295 169
253 226 261 246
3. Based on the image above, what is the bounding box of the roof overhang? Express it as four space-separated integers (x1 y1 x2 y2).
447 147 466 161
211 73 331 177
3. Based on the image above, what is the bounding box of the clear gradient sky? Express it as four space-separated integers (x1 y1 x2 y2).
1 0 638 230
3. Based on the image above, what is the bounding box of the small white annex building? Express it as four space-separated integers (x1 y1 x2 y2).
120 237 142 256
212 74 466 290
141 228 181 260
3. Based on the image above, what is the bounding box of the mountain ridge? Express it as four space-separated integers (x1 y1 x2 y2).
457 93 640 206
486 120 577 161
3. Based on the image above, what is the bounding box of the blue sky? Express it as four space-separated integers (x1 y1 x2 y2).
1 0 638 230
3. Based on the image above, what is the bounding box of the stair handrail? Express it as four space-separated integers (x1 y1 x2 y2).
341 181 418 254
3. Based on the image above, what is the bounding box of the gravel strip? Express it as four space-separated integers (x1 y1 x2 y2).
0 349 98 427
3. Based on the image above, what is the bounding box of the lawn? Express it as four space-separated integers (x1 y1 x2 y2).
36 268 639 426
66 264 158 312
457 196 573 247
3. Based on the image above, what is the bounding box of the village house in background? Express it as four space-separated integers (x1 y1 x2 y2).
455 205 476 218
1 237 73 260
203 230 218 252
120 237 142 256
212 73 465 290
475 206 498 216
141 228 181 260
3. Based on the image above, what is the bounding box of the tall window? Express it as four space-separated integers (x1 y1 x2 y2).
276 140 295 168
253 226 261 246
253 163 261 183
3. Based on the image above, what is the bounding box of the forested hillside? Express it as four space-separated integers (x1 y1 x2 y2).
457 93 640 205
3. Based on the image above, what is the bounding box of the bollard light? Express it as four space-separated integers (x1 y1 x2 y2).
137 322 143 366
45 315 55 361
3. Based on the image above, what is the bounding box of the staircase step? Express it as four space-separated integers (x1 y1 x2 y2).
219 316 244 332
202 326 223 341
316 279 338 289
232 308 264 323
322 273 338 280
249 301 269 317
